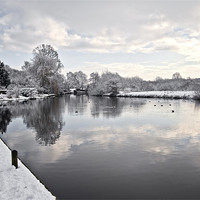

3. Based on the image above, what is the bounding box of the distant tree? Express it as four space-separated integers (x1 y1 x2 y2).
88 71 122 95
74 71 87 89
89 72 100 85
0 61 10 88
155 76 163 81
172 72 182 79
66 71 87 89
106 78 121 94
120 76 143 91
130 76 143 91
66 72 79 89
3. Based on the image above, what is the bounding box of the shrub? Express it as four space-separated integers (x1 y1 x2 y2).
6 87 20 98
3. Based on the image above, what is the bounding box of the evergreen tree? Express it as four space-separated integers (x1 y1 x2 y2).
0 61 11 88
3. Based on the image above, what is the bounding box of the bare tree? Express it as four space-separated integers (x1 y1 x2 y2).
172 72 182 79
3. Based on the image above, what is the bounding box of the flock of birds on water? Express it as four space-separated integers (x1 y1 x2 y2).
152 101 174 113
74 99 175 113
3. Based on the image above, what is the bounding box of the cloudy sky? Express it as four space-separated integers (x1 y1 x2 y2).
0 0 200 80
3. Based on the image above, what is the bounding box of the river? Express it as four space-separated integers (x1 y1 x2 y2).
1 95 200 199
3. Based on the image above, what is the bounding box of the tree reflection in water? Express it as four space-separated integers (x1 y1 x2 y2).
194 100 200 111
23 98 65 146
66 95 89 115
1 95 147 144
90 96 146 118
6 97 65 146
0 108 12 134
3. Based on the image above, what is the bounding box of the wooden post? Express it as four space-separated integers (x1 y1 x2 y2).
11 150 18 169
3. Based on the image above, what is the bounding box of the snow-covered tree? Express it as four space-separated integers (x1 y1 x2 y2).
74 71 87 89
120 76 143 91
5 65 35 89
0 61 10 88
66 71 87 89
88 71 122 95
66 72 79 89
89 72 100 85
26 44 64 94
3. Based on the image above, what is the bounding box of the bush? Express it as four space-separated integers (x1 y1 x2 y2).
21 88 38 97
7 87 20 98
6 87 38 98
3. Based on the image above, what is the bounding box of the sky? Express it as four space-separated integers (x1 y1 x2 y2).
0 0 200 80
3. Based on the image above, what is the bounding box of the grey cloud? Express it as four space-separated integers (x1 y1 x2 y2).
4 0 200 33
1 0 200 62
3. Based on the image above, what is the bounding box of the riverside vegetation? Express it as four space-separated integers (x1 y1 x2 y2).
1 44 200 100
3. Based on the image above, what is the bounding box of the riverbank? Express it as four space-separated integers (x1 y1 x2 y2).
0 139 55 200
1 91 199 106
104 91 196 99
0 93 55 106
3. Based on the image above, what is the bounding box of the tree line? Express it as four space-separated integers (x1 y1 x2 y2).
1 44 200 96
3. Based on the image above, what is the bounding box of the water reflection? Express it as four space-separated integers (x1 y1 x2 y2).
2 96 200 199
0 108 12 134
90 96 146 118
5 98 65 145
23 98 65 145
66 95 89 115
194 100 200 111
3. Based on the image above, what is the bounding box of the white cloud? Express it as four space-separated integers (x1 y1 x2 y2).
1 0 200 78
1 0 200 54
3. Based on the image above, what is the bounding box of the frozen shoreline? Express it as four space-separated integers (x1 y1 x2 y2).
0 139 55 200
0 93 55 106
105 91 197 99
0 91 199 106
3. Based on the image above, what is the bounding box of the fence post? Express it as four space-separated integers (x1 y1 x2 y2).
11 150 18 169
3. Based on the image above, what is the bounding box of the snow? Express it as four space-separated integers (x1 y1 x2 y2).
116 90 196 99
0 139 55 200
0 93 55 106
0 90 198 106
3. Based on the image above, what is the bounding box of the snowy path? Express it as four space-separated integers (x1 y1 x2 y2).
0 139 55 200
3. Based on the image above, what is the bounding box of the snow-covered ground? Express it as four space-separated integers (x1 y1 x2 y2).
0 93 55 106
116 91 196 99
0 139 55 200
0 91 198 106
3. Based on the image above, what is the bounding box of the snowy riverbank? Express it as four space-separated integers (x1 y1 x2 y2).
1 91 199 105
104 91 197 99
0 93 55 106
0 139 55 200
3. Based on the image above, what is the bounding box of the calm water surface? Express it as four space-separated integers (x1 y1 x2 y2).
1 95 200 199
